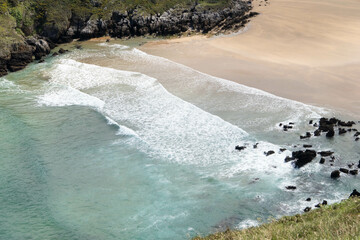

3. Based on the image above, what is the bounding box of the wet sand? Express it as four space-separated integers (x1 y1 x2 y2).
140 0 360 117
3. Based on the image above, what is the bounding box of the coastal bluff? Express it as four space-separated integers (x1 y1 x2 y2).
0 0 253 77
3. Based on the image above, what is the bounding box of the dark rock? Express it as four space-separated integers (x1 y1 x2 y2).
339 121 355 127
280 148 286 152
314 129 321 136
330 170 340 179
322 200 328 205
292 150 317 168
329 117 339 125
279 123 283 127
26 37 51 60
339 168 349 174
106 39 110 42
350 189 360 198
52 52 59 57
356 137 359 141
265 150 275 156
235 145 246 151
253 143 259 149
319 158 325 164
285 156 295 163
349 170 358 175
38 59 45 63
6 43 34 72
339 128 347 135
304 207 311 212
315 203 321 208
58 48 66 54
326 128 335 138
354 132 360 137
319 118 335 132
348 163 354 168
249 11 259 17
300 132 312 139
309 120 313 124
318 151 334 157
306 198 311 201
303 144 312 148
289 122 295 125
285 186 296 190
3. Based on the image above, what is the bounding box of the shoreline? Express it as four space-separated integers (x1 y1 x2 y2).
139 0 360 118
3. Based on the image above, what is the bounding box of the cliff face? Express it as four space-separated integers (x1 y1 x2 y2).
0 0 253 77
64 0 251 40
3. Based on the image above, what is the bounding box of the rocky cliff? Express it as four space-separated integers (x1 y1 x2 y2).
0 0 254 77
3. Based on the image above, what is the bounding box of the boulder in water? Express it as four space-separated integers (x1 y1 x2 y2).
330 170 340 179
292 150 317 168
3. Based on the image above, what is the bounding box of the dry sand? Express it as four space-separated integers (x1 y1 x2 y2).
140 0 360 117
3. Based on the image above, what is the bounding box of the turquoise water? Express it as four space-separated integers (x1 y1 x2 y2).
0 42 359 239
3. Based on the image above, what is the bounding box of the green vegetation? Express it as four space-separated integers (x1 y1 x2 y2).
0 0 234 56
0 0 232 39
195 197 360 240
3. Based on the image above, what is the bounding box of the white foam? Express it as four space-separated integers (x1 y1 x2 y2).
0 78 16 89
71 44 328 131
38 85 105 109
106 116 139 137
46 59 157 90
97 43 130 50
43 59 297 176
237 219 259 229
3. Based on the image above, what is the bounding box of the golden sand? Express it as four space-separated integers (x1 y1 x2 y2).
141 0 360 117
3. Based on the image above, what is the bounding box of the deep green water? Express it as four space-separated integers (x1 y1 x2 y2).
0 42 359 239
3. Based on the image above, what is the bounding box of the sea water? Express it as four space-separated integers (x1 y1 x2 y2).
0 41 359 239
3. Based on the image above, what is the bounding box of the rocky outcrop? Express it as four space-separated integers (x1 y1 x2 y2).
292 150 317 168
0 0 253 77
0 37 54 77
63 0 253 41
26 37 51 60
6 42 34 72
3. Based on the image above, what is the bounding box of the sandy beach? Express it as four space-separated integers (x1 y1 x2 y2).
140 0 360 117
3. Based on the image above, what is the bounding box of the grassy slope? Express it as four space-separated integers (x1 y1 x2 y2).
195 197 360 240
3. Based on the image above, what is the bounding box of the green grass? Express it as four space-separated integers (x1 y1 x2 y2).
0 13 23 56
194 197 360 240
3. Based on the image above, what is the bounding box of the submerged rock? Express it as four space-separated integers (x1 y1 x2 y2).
330 170 340 179
265 150 275 156
318 151 334 157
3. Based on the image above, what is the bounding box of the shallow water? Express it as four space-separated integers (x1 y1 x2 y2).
0 41 359 239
